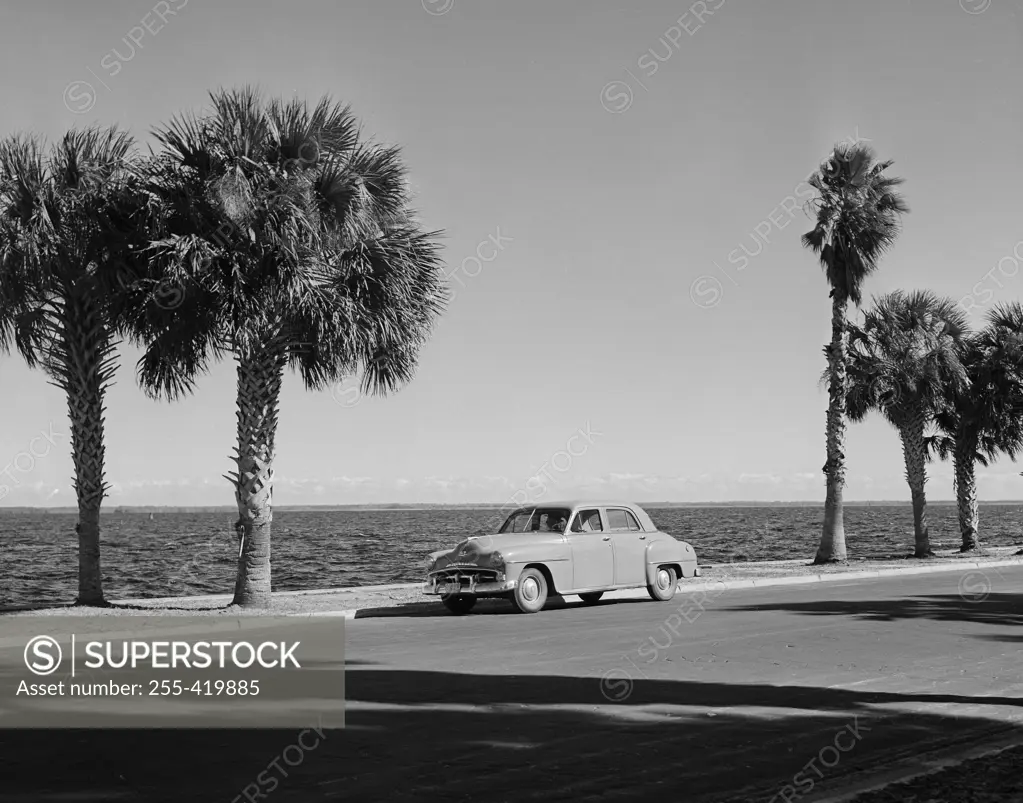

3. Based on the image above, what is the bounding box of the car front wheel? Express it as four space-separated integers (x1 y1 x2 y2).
647 566 677 601
510 568 548 613
442 594 477 615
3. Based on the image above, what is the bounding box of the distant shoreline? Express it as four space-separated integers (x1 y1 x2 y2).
0 500 1020 514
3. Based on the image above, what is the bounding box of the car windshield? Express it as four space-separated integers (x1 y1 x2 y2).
499 507 572 533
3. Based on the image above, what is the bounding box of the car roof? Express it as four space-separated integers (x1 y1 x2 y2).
504 501 658 531
522 501 648 511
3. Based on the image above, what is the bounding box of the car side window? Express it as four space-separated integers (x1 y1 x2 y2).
607 509 642 532
570 509 603 533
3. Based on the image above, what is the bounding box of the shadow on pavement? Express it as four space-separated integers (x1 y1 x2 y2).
1 670 1020 803
355 594 655 619
725 593 1023 627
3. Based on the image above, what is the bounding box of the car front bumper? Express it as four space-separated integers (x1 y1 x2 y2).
423 571 517 596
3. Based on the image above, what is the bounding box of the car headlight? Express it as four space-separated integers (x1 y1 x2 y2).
425 556 438 572
489 551 505 570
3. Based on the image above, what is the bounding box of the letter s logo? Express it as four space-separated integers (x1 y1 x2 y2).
25 636 63 675
690 276 723 309
600 81 633 114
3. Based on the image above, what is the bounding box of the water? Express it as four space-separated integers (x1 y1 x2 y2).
3 505 1021 608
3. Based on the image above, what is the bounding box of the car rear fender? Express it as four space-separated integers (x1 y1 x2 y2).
645 535 699 581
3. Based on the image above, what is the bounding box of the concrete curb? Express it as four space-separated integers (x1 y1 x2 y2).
726 558 1023 590
104 582 421 607
699 546 1020 570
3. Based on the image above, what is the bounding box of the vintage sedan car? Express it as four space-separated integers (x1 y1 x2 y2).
423 501 700 614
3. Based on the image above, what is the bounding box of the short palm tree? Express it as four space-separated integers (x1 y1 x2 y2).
127 87 447 608
0 127 153 605
928 304 1023 551
802 142 909 563
845 291 969 557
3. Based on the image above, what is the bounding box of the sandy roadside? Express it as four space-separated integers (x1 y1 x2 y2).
4 546 1021 618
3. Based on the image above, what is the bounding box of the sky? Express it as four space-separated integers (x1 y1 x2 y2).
0 0 1022 507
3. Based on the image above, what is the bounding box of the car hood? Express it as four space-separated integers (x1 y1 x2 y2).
430 532 564 567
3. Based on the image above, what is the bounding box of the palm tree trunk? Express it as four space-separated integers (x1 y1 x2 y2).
816 293 849 563
954 436 980 551
227 343 286 608
898 412 932 558
61 316 114 606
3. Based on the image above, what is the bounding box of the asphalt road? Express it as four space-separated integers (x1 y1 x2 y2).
2 565 1023 802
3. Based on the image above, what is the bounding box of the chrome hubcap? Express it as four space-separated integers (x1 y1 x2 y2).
521 577 540 601
657 569 670 590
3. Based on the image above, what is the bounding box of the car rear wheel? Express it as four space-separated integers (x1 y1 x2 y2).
579 591 604 604
510 568 548 613
647 566 677 601
442 594 477 615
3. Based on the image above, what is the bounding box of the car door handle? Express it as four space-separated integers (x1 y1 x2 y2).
639 535 646 540
602 536 610 541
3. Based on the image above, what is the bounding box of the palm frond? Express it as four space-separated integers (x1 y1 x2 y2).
132 87 448 405
801 143 909 305
844 290 971 430
0 125 144 378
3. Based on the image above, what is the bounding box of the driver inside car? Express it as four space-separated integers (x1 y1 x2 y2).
546 514 566 532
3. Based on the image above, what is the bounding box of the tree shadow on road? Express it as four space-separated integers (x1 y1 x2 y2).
2 669 1021 803
725 593 1023 628
971 633 1023 644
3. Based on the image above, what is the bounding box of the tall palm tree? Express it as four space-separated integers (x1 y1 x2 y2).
845 291 969 557
0 127 153 605
802 142 909 563
126 87 447 609
928 304 1023 551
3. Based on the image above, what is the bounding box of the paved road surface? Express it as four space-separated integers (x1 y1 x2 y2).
2 565 1022 801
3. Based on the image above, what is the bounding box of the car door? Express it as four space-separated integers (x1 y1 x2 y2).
566 508 614 590
605 507 648 586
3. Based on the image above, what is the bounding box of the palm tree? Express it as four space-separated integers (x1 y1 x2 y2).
126 87 447 609
845 291 969 557
802 142 909 563
0 127 153 605
928 304 1023 551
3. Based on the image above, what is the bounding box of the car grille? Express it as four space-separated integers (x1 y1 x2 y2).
430 568 501 591
433 568 500 581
